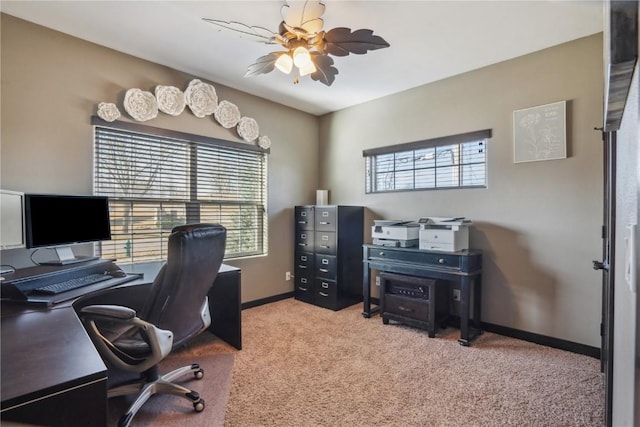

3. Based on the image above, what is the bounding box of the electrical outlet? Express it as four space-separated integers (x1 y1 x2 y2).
452 289 461 301
285 271 291 281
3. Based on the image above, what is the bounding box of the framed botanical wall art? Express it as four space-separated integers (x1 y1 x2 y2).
513 100 567 163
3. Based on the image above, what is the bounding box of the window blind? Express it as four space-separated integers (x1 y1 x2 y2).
363 130 490 193
93 121 268 263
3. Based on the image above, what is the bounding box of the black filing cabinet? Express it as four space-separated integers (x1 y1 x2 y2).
294 205 364 310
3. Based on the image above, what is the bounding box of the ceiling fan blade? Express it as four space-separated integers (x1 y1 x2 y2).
324 27 390 57
310 54 338 86
281 0 325 36
203 18 279 44
244 52 281 77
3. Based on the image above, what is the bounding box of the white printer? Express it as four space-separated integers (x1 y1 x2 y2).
371 220 419 247
418 217 471 252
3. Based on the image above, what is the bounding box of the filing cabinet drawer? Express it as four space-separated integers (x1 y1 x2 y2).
295 206 314 230
315 278 337 309
315 254 337 279
315 231 336 254
315 206 336 231
295 230 314 252
295 252 314 272
295 273 314 303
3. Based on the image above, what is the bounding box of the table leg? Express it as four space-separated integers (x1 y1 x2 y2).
362 262 372 318
458 276 471 346
473 275 482 330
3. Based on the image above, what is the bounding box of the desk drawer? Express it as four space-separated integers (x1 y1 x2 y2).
368 247 459 269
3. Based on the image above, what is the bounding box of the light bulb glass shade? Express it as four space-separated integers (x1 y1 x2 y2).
275 53 293 74
298 60 317 76
293 46 312 68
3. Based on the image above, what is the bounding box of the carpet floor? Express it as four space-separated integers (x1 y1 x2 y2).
224 298 604 427
108 297 604 426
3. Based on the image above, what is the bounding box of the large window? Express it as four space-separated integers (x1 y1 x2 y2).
93 118 268 263
364 129 491 193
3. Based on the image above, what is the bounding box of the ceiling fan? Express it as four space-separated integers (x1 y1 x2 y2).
203 1 390 86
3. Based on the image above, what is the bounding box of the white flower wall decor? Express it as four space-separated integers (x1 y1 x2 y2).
155 85 186 116
184 79 218 118
237 117 260 143
95 78 271 150
96 102 121 122
123 88 158 122
214 100 241 128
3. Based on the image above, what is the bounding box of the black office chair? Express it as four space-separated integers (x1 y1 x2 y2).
78 223 227 427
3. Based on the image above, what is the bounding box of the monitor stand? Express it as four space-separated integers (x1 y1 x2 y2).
39 246 99 266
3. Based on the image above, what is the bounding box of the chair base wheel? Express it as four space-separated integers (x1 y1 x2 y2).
194 398 205 412
194 368 204 379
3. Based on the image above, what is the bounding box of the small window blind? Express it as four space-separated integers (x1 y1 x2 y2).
363 129 490 193
93 119 268 263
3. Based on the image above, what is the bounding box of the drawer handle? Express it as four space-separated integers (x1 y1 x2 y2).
297 220 307 224
320 221 330 225
321 282 329 288
319 268 329 273
379 251 385 256
298 265 307 269
301 256 307 261
298 286 308 291
438 258 446 264
398 306 414 313
320 245 330 249
301 278 307 284
298 243 307 246
319 292 329 297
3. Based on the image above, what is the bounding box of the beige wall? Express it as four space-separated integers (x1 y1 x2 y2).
319 34 604 347
0 14 320 303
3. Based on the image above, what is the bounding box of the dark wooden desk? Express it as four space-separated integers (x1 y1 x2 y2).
362 245 482 346
0 262 242 427
1 308 108 427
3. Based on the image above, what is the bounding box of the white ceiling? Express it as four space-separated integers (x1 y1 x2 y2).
1 1 604 116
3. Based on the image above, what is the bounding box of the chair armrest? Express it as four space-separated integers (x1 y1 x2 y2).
80 304 137 320
79 304 174 373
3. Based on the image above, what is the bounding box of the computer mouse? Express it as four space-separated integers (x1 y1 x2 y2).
111 270 128 278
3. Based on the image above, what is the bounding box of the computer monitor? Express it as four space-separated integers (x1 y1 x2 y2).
24 193 112 265
0 189 25 251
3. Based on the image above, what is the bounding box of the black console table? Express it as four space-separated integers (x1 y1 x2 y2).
362 244 483 346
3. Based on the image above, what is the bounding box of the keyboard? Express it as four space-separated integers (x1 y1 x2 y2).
31 273 112 295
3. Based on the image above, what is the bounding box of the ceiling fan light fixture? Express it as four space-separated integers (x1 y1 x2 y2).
275 53 293 74
204 1 390 86
292 46 312 68
298 60 317 76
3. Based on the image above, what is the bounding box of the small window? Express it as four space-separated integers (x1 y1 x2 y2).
364 130 490 193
